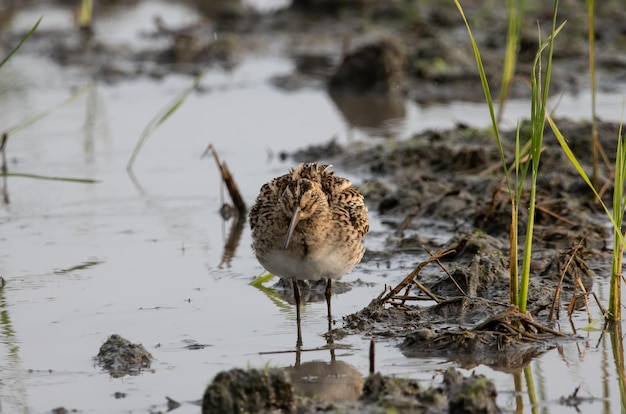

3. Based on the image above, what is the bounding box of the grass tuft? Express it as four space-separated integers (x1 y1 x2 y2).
455 0 563 313
518 6 563 313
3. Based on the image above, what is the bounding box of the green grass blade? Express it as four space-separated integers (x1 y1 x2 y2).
0 172 98 183
126 73 202 172
518 1 563 312
510 122 523 305
587 0 599 187
609 322 626 414
250 272 276 287
0 17 42 71
579 316 606 331
523 365 538 413
78 0 94 29
497 0 524 123
453 0 513 198
5 85 93 137
249 273 292 312
609 119 625 320
547 114 625 246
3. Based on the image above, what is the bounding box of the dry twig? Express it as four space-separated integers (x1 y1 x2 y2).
373 248 455 307
548 238 585 321
203 143 246 215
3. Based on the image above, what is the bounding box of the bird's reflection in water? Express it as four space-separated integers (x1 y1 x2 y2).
286 341 364 403
272 277 352 347
329 91 406 136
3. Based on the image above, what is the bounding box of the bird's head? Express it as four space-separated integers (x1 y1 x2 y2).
280 179 327 249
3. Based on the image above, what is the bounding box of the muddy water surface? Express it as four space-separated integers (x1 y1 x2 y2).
1 2 626 413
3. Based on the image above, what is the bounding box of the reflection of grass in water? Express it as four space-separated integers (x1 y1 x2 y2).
1 17 98 201
609 322 626 413
53 259 104 275
4 85 92 137
84 85 110 162
0 289 16 347
0 282 28 411
523 364 538 414
1 85 96 185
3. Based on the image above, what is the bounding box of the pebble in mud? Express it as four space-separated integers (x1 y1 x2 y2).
95 334 153 378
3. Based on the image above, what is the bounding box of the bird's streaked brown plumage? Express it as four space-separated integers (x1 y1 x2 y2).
249 162 369 346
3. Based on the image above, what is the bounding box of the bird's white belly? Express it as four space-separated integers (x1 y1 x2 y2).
259 248 356 280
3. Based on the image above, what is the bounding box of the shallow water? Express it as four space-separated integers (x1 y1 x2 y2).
1 2 626 413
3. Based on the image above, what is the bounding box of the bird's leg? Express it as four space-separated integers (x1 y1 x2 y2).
326 278 333 332
325 277 336 361
293 277 303 348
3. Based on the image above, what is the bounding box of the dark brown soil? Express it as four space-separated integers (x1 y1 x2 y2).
3 0 625 97
279 120 615 414
298 118 614 369
202 366 501 414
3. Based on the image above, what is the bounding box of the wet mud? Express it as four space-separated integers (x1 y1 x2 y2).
3 0 625 412
273 118 614 410
297 118 614 367
202 366 499 414
3 0 625 96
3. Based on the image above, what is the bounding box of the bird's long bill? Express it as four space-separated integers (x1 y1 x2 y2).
283 205 301 249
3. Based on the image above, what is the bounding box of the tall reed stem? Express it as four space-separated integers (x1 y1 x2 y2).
587 0 598 189
497 0 524 125
609 125 625 320
519 2 560 312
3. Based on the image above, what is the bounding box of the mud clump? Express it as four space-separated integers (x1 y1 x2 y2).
95 334 152 378
401 304 562 369
328 37 406 96
203 366 501 413
345 230 590 369
202 368 294 414
444 368 500 414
